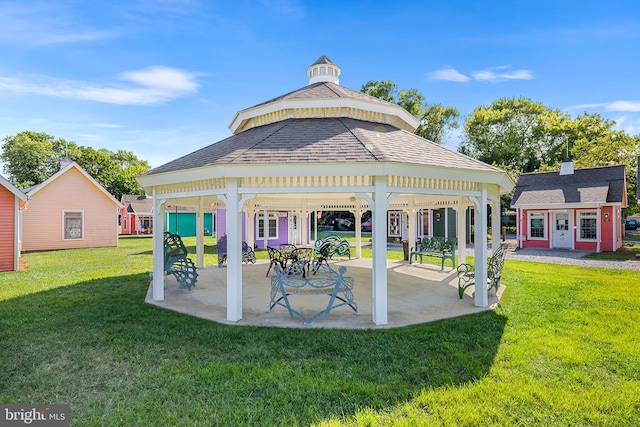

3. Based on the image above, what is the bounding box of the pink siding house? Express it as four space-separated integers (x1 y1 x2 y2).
0 175 28 271
511 161 627 253
22 161 121 252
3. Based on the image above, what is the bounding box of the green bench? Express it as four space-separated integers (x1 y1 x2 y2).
313 233 351 260
456 243 508 299
409 236 457 270
163 232 198 289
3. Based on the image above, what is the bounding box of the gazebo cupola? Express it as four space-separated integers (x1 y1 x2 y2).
307 55 341 84
228 56 419 134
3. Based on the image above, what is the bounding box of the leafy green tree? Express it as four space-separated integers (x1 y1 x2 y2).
460 97 569 173
462 99 640 213
361 80 397 103
1 132 60 188
567 114 640 212
418 104 460 144
361 81 459 144
1 131 150 199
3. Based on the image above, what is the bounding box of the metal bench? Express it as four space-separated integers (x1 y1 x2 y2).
269 260 357 325
163 232 198 289
456 243 509 299
216 234 256 267
409 236 457 270
313 233 351 261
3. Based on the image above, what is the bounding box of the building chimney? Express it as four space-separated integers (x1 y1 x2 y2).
60 157 73 169
559 157 574 175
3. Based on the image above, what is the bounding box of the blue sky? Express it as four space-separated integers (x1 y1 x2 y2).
1 0 639 168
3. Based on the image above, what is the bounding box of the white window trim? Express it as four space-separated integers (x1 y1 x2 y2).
63 210 85 240
257 212 279 240
388 211 402 237
577 210 598 242
527 211 547 240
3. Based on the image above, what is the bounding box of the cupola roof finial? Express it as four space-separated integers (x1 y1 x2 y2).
307 56 341 85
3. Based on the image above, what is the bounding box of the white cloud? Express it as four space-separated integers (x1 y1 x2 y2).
427 67 470 82
569 100 640 113
603 100 640 112
0 66 200 105
0 2 118 46
472 66 533 82
428 65 532 83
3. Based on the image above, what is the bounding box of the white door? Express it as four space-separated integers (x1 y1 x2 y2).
288 213 300 245
552 212 571 248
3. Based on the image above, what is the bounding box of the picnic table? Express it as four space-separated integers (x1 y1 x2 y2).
266 244 315 277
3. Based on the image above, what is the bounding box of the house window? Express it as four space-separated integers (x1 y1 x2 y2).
123 215 127 231
257 213 278 239
528 212 546 239
578 211 598 240
388 211 401 237
64 211 83 240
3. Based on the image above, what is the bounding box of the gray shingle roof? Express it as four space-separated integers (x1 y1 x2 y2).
144 117 500 175
311 55 335 66
250 81 395 110
121 194 153 213
511 164 626 207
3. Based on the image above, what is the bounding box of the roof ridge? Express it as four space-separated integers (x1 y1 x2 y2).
224 120 292 163
338 117 380 162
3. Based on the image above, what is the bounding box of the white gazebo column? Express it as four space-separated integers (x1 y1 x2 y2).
472 185 489 307
262 210 268 249
195 199 205 268
300 207 309 246
225 178 243 322
491 197 501 251
151 193 166 301
456 199 467 265
371 176 390 325
353 206 363 259
407 205 416 259
245 207 256 250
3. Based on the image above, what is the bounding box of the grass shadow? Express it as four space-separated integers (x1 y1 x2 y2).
0 273 506 425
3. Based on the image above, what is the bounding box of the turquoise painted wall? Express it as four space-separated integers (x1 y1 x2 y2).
165 212 213 236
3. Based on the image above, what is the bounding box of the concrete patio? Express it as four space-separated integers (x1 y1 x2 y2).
146 258 503 329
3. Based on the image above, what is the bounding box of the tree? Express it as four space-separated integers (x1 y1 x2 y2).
1 131 60 187
361 81 459 144
460 97 569 173
461 100 640 213
1 131 150 199
567 114 640 212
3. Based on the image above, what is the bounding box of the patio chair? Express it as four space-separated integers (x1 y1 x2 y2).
266 246 287 277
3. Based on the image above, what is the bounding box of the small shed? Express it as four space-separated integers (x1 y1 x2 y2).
0 175 28 271
22 161 122 252
121 194 154 235
511 161 627 252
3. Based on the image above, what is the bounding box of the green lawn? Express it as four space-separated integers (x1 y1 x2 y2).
1 237 639 426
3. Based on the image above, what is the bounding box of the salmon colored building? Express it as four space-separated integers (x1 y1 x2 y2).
120 194 153 235
22 161 121 252
511 161 627 253
0 175 28 271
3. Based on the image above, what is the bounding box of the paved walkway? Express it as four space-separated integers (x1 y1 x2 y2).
502 240 640 271
386 238 640 271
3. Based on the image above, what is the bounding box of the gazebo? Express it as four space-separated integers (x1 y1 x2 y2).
137 56 514 326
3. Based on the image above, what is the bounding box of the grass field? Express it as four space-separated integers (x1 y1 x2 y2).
1 236 639 426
